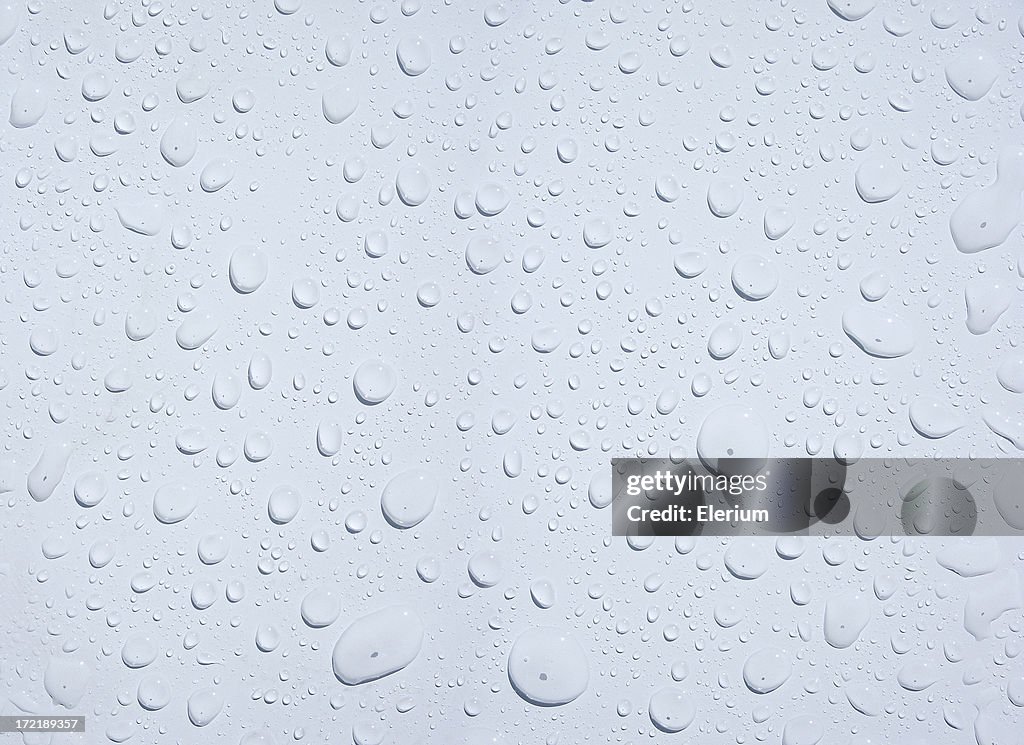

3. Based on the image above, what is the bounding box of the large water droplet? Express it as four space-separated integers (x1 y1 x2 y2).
268 486 302 525
301 587 341 628
396 36 431 76
322 85 357 124
507 627 589 706
781 715 824 745
395 164 431 206
909 398 964 439
743 648 792 694
332 606 424 685
27 442 71 502
945 50 1000 101
964 280 1011 335
827 0 876 22
648 687 696 732
707 179 743 217
724 540 770 580
823 591 871 648
997 354 1024 393
187 688 223 727
9 84 47 127
381 470 438 528
731 255 778 300
353 360 397 404
465 236 504 274
697 405 768 470
153 482 198 524
855 156 902 203
842 308 915 358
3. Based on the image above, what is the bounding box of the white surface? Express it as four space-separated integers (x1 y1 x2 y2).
2 0 1024 743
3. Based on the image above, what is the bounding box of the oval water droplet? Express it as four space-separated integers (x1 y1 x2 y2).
381 470 438 528
9 84 47 127
353 360 397 404
268 486 302 525
322 85 357 124
229 246 268 294
743 648 792 694
396 36 431 76
153 482 197 524
731 255 778 301
824 591 871 649
187 688 223 727
465 236 503 274
909 398 964 439
301 587 341 628
648 687 696 732
332 606 424 685
842 308 915 358
395 164 431 206
508 627 589 706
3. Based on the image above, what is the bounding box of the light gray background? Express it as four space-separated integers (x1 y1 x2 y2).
2 0 1024 743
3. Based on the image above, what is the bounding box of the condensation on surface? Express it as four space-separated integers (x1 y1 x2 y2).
2 0 1024 743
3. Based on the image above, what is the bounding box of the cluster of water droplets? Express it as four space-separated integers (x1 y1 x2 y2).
2 0 1024 743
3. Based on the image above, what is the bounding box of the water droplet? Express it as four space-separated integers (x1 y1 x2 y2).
724 541 770 580
475 183 510 216
827 0 876 22
153 482 198 524
44 656 90 708
465 236 504 274
731 255 778 301
781 715 824 745
395 164 431 206
268 486 302 524
648 687 696 732
317 420 344 456
582 218 613 248
530 579 556 609
842 308 915 358
301 587 341 628
27 442 71 502
332 606 424 684
743 648 792 694
200 159 235 192
325 35 352 66
255 624 281 653
248 353 272 390
121 634 158 669
137 677 171 711
322 85 358 124
945 50 1000 101
855 156 902 203
909 398 964 439
396 36 431 76
763 207 794 239
707 179 743 217
508 627 589 706
531 326 562 353
674 251 708 278
965 280 1011 335
697 405 768 469
823 591 871 649
950 147 1024 254
468 550 502 587
9 84 47 128
708 322 742 360
354 360 397 404
187 688 223 727
381 470 438 528
997 354 1024 393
